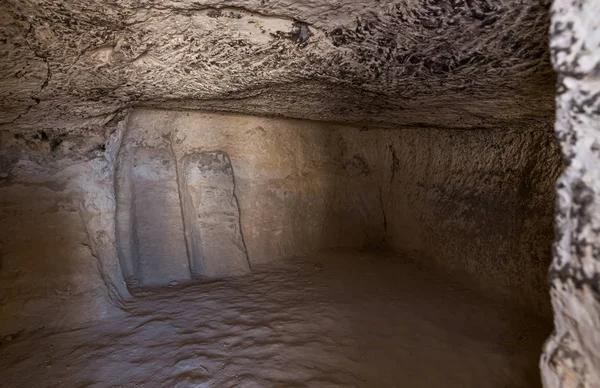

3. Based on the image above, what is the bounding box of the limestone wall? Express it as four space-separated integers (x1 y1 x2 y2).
118 110 385 275
0 156 128 337
378 128 562 317
0 109 561 337
541 1 600 386
119 109 561 315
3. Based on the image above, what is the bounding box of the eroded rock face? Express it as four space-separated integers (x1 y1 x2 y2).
379 127 562 317
181 151 251 278
0 106 562 346
118 110 386 269
1 0 554 140
540 1 600 387
117 143 252 285
0 153 128 336
3 2 597 385
130 148 190 286
116 109 560 316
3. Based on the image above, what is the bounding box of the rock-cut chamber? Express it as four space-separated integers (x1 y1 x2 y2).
112 109 562 319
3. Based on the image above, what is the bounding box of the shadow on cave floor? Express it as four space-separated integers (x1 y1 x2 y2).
0 249 549 388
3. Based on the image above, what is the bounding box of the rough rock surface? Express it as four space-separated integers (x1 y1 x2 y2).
122 109 560 316
0 150 129 336
0 107 561 335
3 0 595 385
377 126 562 317
182 151 251 278
131 148 190 286
1 0 554 140
0 251 551 388
540 1 600 387
117 144 251 284
119 110 386 268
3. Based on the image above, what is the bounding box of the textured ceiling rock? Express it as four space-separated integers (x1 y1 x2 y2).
0 0 554 139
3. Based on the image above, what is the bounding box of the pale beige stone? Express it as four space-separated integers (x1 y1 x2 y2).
182 151 251 278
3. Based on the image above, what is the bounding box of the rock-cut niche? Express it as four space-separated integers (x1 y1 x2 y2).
116 146 251 288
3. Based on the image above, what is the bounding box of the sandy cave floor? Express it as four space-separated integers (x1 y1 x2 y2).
0 250 549 387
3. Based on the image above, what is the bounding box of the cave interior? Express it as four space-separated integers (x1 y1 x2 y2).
1 0 599 387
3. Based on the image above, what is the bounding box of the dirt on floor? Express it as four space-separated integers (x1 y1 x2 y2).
0 250 550 387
